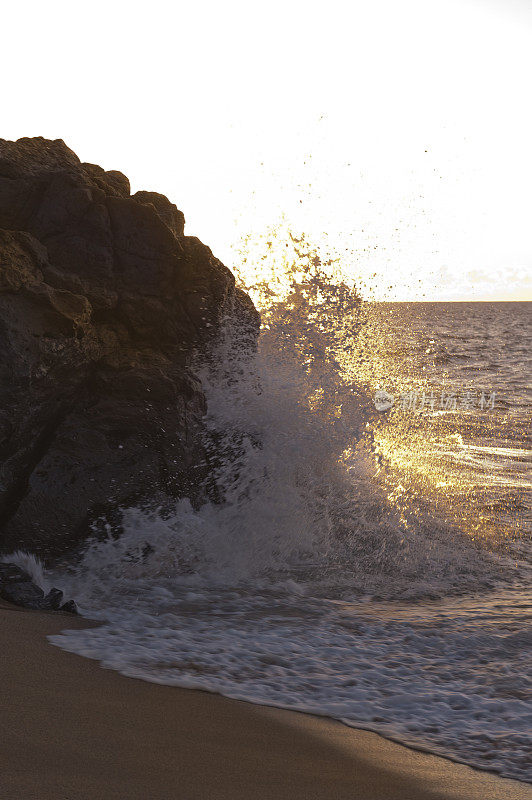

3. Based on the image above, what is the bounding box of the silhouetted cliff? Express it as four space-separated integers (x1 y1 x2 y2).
0 137 259 561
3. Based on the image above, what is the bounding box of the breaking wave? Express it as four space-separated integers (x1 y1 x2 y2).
20 228 532 781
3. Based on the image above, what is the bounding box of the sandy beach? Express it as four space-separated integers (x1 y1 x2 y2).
1 601 529 800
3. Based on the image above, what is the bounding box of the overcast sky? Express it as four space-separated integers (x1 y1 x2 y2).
2 0 531 300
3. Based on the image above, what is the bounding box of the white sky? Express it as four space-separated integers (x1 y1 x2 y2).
2 0 531 300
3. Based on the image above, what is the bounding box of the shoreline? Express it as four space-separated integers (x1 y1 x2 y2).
1 600 529 800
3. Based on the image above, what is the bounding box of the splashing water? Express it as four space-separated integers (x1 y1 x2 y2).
22 227 532 781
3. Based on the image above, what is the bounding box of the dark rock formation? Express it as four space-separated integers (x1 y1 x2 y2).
0 137 259 562
0 562 77 613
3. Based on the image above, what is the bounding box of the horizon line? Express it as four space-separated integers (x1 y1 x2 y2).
364 298 532 303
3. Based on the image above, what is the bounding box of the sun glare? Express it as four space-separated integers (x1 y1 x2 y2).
1 0 531 301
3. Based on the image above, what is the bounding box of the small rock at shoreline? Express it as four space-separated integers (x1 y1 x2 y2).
0 562 77 613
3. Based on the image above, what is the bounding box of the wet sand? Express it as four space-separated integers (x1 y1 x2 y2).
0 600 529 800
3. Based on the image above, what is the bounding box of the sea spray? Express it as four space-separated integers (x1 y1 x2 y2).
53 230 503 597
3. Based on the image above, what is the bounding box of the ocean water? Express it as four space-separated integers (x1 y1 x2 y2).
14 286 531 782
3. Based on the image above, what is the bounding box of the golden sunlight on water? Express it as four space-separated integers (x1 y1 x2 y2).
349 304 529 551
